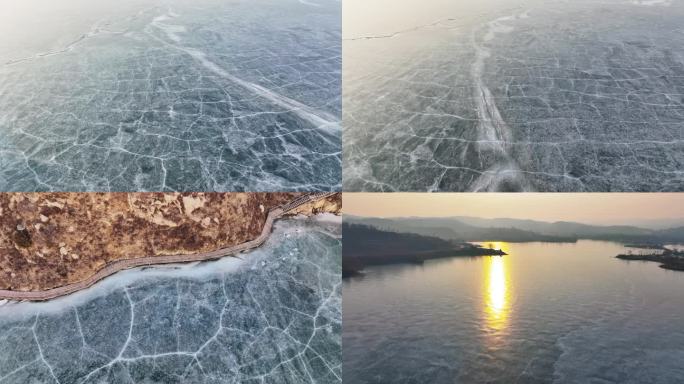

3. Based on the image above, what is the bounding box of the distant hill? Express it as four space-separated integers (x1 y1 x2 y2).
344 216 575 242
343 223 458 256
595 218 684 230
345 215 684 244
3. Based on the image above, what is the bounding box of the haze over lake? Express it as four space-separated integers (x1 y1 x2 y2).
343 240 684 383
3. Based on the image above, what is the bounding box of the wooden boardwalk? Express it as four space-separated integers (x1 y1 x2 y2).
0 192 337 302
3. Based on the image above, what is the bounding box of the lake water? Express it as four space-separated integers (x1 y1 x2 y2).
343 240 684 383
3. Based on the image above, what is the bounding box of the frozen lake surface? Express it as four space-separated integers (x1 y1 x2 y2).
0 219 341 383
0 0 341 191
343 0 684 191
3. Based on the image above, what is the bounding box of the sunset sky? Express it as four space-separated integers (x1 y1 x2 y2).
344 193 684 225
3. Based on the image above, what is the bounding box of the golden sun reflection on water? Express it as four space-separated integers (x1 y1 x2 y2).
482 242 511 332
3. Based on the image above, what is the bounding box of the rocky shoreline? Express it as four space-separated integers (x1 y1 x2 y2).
1 193 341 292
616 249 684 272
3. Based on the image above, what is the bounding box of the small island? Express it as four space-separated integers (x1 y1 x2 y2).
616 247 684 271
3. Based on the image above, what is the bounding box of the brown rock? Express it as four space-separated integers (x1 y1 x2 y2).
0 193 341 292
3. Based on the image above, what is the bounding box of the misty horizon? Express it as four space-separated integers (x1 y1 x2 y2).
345 213 684 230
344 194 684 228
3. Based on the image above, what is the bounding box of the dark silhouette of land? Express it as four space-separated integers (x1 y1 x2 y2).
343 223 505 277
616 249 684 272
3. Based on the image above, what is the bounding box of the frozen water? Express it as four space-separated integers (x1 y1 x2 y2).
0 0 341 191
343 0 684 191
0 219 341 383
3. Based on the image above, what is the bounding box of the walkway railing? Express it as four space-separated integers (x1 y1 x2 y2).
0 192 338 302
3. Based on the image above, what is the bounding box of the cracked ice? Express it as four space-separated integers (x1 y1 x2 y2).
343 0 684 191
0 0 341 192
0 219 342 383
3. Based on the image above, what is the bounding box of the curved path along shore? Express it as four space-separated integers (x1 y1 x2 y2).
0 192 337 302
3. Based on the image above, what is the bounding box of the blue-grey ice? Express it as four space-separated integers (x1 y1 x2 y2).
343 0 684 191
0 0 341 192
0 219 341 383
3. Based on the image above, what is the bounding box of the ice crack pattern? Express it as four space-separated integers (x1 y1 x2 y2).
0 219 342 383
0 0 341 192
343 0 684 191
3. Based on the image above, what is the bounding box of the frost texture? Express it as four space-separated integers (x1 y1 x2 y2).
344 0 684 191
0 0 341 192
0 220 341 383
